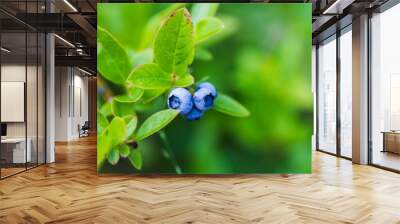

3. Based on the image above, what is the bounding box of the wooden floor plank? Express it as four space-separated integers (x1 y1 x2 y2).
0 136 399 223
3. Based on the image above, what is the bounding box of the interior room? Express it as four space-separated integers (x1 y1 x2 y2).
0 0 400 223
54 66 94 141
0 6 46 178
370 2 400 171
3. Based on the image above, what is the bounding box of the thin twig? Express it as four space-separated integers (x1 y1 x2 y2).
159 131 182 174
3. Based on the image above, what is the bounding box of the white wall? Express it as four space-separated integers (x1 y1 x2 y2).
54 67 89 141
72 73 89 138
1 65 38 137
1 65 26 140
55 66 69 141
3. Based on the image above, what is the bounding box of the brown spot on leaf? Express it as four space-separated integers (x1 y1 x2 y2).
171 73 177 85
182 8 192 23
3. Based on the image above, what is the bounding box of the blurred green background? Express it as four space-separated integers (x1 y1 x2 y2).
98 3 312 174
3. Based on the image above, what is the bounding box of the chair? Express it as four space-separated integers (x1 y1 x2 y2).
78 121 90 138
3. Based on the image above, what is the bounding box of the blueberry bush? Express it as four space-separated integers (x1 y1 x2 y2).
97 5 250 173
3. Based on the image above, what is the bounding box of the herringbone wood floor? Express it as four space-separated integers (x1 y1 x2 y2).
1 136 400 224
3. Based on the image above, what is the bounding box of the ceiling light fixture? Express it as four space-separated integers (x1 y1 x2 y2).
63 0 78 12
323 1 340 14
54 34 75 48
322 0 354 15
1 47 11 53
76 48 85 56
78 67 93 76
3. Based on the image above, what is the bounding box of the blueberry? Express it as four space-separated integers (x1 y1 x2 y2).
193 87 215 111
185 107 204 121
196 82 217 98
167 88 193 115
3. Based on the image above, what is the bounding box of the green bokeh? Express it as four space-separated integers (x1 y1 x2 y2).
98 3 312 174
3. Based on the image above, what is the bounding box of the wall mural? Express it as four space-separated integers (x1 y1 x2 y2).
97 3 312 174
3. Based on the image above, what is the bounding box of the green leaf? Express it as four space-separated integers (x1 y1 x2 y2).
128 64 172 89
154 8 194 76
107 148 120 165
175 74 194 87
112 99 136 117
108 117 127 146
195 17 224 44
123 115 137 139
130 49 153 67
97 26 132 84
191 3 219 24
114 88 144 103
136 109 180 141
195 47 213 61
118 144 130 158
141 89 167 104
99 102 112 117
97 111 109 134
128 149 142 170
213 94 250 117
139 4 186 49
128 63 193 89
97 132 111 168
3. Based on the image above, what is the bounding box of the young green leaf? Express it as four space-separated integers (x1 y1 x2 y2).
114 88 144 103
107 148 120 165
108 116 127 146
123 115 138 139
128 63 172 89
111 99 136 117
128 149 142 170
97 111 109 134
154 8 194 76
191 3 219 24
213 94 250 117
118 144 130 158
175 74 194 87
136 109 180 141
97 26 132 84
195 17 224 44
97 132 111 168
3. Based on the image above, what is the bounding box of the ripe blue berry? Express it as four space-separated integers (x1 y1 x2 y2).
168 88 193 115
197 82 217 98
185 107 204 121
193 87 215 111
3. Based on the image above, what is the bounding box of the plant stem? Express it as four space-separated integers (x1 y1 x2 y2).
159 131 182 174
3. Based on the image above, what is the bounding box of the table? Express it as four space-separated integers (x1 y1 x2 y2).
1 138 31 164
382 131 400 154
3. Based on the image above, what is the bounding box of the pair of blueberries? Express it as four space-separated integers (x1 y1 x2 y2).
168 82 217 121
